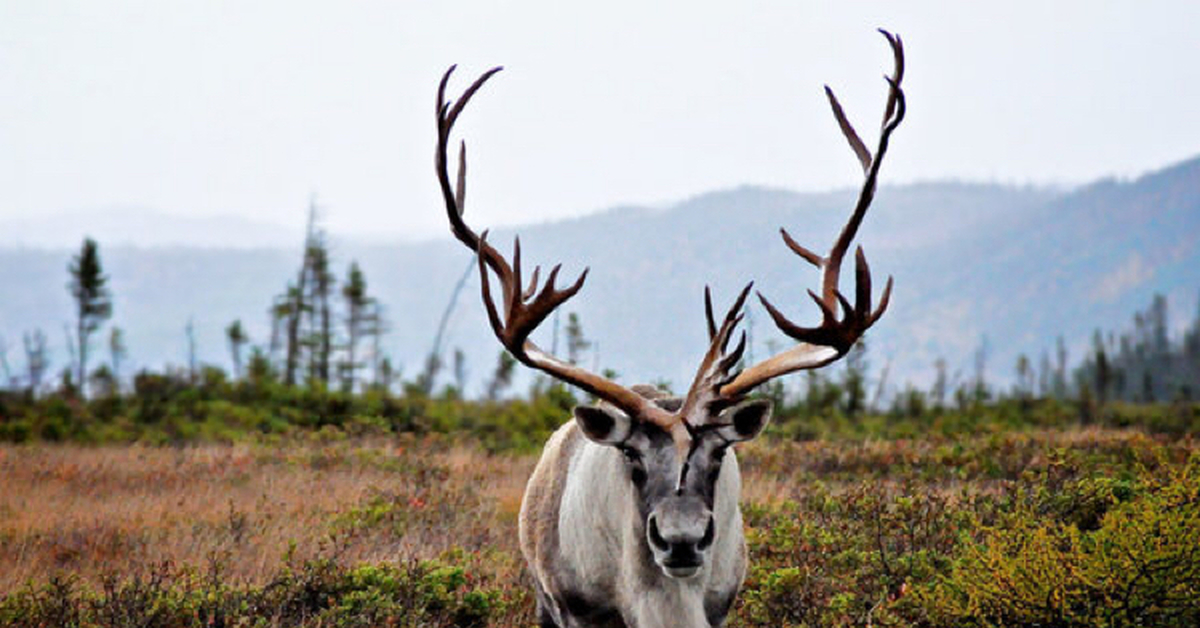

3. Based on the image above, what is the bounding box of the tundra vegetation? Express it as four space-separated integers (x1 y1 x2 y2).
4 192 1200 628
3 208 1200 628
1 375 1198 627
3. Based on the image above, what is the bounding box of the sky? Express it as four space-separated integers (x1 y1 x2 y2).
2 1 1198 242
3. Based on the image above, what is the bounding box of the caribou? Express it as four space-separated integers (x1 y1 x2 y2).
435 30 906 628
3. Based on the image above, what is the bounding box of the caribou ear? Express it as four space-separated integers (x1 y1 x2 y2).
574 405 633 445
716 399 773 442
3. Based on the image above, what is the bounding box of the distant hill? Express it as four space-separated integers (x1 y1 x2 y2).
1 155 1198 397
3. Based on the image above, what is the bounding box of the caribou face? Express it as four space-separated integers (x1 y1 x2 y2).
575 399 772 579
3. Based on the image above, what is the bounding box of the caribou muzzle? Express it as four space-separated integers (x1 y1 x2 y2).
647 497 715 579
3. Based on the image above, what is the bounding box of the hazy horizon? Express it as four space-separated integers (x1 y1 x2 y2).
0 175 1079 249
3 2 1199 243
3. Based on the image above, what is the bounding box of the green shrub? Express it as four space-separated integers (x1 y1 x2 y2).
0 557 503 628
737 483 968 628
918 457 1200 627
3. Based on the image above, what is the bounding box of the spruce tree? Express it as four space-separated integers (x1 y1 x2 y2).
68 237 112 397
307 240 334 385
565 312 591 366
226 320 248 380
340 262 375 392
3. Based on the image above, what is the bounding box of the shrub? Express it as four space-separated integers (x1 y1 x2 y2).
918 456 1200 627
0 557 503 628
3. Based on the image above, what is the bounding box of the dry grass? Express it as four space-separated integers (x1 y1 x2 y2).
0 435 534 595
1 426 1186 606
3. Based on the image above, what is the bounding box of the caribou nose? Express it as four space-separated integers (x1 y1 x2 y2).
647 505 715 575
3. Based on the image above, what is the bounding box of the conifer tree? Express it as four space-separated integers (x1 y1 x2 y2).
368 301 390 390
565 312 591 366
307 240 334 384
68 237 112 397
226 320 248 380
340 261 375 392
842 339 868 417
279 201 321 386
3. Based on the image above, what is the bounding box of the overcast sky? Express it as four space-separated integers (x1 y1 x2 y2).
2 1 1198 241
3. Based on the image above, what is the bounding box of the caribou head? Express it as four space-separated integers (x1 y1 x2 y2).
435 29 905 627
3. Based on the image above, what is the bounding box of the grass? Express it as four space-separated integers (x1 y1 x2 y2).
2 426 1197 626
0 435 532 594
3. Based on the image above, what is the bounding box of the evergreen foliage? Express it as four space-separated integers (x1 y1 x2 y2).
1076 293 1200 404
67 237 112 397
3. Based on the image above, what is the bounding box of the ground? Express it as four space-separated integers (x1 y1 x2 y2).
2 427 1197 627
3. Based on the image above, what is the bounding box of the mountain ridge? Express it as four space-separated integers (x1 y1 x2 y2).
1 156 1197 396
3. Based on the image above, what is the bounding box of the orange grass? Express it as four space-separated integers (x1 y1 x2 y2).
0 436 534 595
1 427 1184 598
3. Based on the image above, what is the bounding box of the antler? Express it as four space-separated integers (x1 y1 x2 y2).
713 29 906 400
435 66 680 439
435 30 903 445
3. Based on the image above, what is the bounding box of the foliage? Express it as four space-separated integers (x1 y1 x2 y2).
736 484 970 627
3 366 1200 452
67 237 112 396
0 370 588 452
2 433 1198 627
0 557 505 628
1076 292 1200 404
917 456 1200 627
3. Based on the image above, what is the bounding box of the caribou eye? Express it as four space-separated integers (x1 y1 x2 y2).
620 448 647 486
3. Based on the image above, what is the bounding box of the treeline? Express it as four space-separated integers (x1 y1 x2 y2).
1076 293 1200 404
0 205 597 404
0 208 601 448
1 215 1199 446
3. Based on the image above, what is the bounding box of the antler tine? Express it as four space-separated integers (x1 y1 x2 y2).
719 283 753 346
871 276 894 324
854 246 872 318
821 30 905 311
880 29 904 124
824 86 871 175
436 65 678 440
455 141 467 215
679 283 753 419
436 65 504 260
717 332 747 379
510 236 523 318
476 231 507 341
780 228 823 268
704 286 718 340
718 30 905 399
